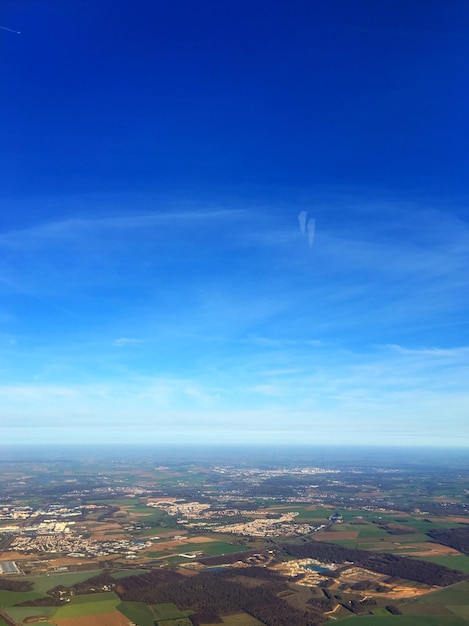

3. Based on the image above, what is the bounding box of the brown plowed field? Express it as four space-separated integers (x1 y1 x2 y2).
405 542 461 556
0 551 31 561
52 611 131 626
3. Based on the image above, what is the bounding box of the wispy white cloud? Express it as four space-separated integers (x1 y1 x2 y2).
0 208 247 244
1 196 469 446
386 344 469 359
113 337 145 347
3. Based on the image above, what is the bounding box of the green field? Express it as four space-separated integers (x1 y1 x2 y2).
292 506 332 521
414 581 469 605
26 569 102 592
68 591 119 604
112 568 149 579
175 541 247 556
53 592 120 618
414 554 469 573
399 604 455 616
131 508 178 529
148 540 246 559
118 600 157 626
152 602 192 620
356 525 390 539
448 605 469 620
0 589 46 607
128 505 159 515
4 606 56 622
135 525 167 537
53 600 120 619
338 510 401 523
403 519 466 534
317 530 433 552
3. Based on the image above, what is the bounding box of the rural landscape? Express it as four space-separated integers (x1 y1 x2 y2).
3 1 469 625
0 445 468 626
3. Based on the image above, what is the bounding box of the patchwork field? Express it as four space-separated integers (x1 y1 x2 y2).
52 592 120 619
1 447 468 626
333 581 469 624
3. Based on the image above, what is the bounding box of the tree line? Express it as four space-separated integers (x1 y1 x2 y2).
428 526 469 554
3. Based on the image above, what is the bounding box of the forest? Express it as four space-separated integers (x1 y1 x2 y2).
0 578 33 592
116 567 325 626
428 526 469 554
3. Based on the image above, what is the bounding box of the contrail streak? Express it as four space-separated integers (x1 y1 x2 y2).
0 25 21 34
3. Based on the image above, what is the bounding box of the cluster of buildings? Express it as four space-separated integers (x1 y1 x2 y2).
213 511 318 537
0 501 154 560
8 529 152 559
213 466 340 486
147 500 211 517
146 500 320 537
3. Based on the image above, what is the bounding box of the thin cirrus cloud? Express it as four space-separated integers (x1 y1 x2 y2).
0 196 468 446
113 337 145 347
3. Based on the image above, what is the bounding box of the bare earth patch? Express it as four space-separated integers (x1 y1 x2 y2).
406 542 461 556
0 551 32 561
382 586 441 600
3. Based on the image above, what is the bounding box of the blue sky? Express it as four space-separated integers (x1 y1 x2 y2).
1 0 469 446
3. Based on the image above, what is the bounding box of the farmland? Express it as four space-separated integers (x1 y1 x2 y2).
0 445 468 625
